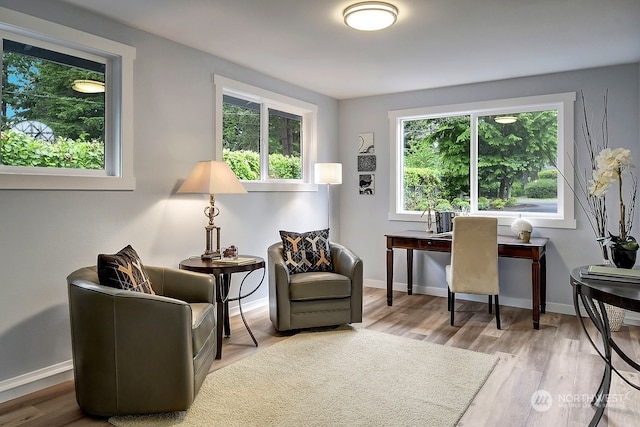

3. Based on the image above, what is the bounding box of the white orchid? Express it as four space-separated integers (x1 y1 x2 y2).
588 147 637 245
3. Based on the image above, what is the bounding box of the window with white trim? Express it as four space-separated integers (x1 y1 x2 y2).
389 93 576 228
214 75 317 191
0 7 135 190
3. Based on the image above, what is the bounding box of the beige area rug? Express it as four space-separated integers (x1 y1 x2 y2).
109 328 498 427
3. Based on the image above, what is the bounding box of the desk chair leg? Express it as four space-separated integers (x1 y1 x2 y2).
495 295 501 330
488 295 493 314
449 291 455 326
447 288 451 312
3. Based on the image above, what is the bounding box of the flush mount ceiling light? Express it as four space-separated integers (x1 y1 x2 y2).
344 1 398 31
72 79 105 93
494 116 517 124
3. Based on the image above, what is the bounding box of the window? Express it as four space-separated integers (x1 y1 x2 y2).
0 7 135 190
214 75 317 191
389 93 576 228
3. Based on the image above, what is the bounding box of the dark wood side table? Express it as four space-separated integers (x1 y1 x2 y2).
180 256 265 359
570 266 640 426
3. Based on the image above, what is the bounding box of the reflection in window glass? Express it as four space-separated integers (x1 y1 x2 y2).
1 39 106 170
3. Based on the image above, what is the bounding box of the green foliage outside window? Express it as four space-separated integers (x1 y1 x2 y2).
524 179 557 199
268 152 301 179
1 129 103 169
403 166 440 211
223 149 300 180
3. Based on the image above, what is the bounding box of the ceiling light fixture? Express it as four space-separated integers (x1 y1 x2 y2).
494 116 517 124
72 79 105 93
344 2 398 31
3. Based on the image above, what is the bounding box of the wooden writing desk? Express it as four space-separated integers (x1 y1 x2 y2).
385 230 548 329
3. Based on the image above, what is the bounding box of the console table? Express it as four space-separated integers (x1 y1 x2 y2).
386 230 548 329
570 267 640 426
180 256 265 359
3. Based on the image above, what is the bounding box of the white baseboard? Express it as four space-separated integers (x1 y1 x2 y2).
364 278 640 326
0 360 73 404
227 296 269 317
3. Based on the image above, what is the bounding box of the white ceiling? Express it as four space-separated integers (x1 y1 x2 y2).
59 0 640 100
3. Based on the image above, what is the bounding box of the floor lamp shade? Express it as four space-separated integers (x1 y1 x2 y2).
178 160 247 259
314 163 342 233
314 163 342 185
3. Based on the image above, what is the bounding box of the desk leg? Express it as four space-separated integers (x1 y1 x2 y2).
531 260 541 330
407 249 413 295
386 247 394 306
540 253 547 314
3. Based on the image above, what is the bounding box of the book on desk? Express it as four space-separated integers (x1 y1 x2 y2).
580 265 640 284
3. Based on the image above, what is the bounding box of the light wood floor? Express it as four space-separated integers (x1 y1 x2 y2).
1 287 639 426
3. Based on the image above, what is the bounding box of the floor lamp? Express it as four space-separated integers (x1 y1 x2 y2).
314 163 342 232
178 160 247 259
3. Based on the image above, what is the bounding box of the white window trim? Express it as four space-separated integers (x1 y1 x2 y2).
389 92 577 229
0 7 136 190
214 75 317 192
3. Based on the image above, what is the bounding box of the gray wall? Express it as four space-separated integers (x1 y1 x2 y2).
338 63 640 312
0 0 338 390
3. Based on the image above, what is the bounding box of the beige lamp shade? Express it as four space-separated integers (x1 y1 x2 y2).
178 161 247 194
314 163 343 185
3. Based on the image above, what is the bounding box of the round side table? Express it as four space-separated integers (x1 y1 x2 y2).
570 266 640 426
180 256 265 359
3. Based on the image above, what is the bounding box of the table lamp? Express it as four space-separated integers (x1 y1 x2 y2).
178 160 247 259
314 163 342 230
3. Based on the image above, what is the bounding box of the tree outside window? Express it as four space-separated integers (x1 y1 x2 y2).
1 39 106 170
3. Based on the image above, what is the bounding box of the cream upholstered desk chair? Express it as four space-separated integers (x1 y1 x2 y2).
445 216 501 329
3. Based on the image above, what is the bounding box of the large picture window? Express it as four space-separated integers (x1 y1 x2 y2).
389 93 576 228
214 75 316 191
0 7 135 190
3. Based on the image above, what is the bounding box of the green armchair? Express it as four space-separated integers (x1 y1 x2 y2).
67 265 216 416
268 242 363 331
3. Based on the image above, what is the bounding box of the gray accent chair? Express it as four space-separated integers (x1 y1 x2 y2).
268 242 363 331
67 266 216 416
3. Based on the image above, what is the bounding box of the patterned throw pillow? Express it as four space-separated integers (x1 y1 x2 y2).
97 245 155 294
279 229 334 274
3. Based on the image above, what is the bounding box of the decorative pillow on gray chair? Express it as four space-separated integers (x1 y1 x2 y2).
97 245 155 294
279 229 334 274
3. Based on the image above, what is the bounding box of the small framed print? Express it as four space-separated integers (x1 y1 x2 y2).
358 132 374 154
357 155 376 172
359 174 374 195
